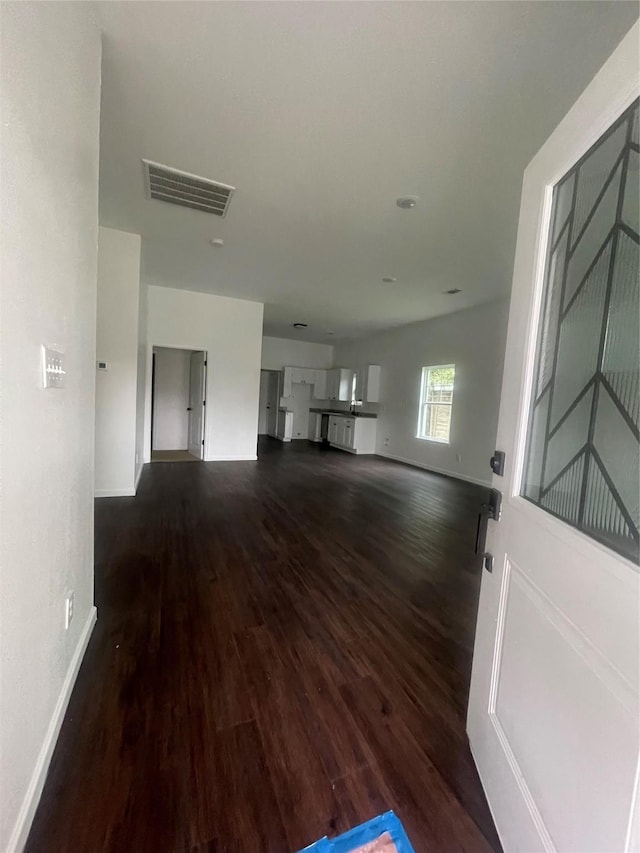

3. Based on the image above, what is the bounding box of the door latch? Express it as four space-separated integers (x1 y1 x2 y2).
475 488 502 573
490 450 505 476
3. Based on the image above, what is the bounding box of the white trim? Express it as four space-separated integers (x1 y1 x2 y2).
625 749 640 852
6 606 97 853
134 463 144 493
95 487 136 498
376 450 491 487
205 455 258 462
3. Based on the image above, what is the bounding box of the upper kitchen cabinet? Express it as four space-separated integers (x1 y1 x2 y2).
282 367 292 398
312 369 327 400
354 364 381 403
281 366 320 398
327 367 353 401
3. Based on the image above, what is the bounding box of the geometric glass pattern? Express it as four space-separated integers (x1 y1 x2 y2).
522 99 639 564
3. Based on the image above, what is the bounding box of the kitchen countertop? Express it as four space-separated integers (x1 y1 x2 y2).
309 408 377 419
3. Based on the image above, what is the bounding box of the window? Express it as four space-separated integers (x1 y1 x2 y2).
417 364 455 443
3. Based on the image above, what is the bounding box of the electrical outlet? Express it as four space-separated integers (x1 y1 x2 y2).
383 437 390 446
456 452 462 463
65 592 74 630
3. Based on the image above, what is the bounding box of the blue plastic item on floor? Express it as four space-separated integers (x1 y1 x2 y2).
298 810 416 853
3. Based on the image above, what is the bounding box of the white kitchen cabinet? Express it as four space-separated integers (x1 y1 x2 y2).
282 368 292 398
354 364 381 403
291 367 315 384
327 368 353 401
290 367 304 383
327 415 340 445
327 414 377 454
282 366 321 398
342 418 355 449
312 369 327 400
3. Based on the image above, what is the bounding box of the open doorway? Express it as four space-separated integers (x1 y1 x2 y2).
258 370 279 438
151 347 207 461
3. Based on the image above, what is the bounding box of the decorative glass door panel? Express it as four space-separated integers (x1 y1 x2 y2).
522 99 639 563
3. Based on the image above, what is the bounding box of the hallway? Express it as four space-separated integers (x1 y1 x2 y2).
26 440 500 852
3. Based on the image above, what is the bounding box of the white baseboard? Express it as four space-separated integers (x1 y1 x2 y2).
375 450 491 487
329 442 357 454
6 606 97 853
95 487 136 498
134 463 144 493
205 455 258 461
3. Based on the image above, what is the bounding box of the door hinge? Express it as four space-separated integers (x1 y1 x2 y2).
202 439 205 446
203 400 206 406
204 360 207 366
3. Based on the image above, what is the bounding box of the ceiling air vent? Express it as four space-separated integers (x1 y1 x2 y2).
142 159 235 217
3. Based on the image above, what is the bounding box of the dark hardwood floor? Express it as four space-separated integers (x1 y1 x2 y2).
26 438 500 853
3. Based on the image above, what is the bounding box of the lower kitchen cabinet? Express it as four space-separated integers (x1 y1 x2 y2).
327 414 376 454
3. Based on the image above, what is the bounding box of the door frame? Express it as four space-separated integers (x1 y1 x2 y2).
187 350 207 460
258 368 280 438
146 344 207 461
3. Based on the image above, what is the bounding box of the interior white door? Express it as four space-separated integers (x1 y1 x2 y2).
187 351 206 459
266 371 279 437
468 25 639 853
258 371 270 435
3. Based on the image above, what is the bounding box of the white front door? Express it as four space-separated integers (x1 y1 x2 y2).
468 24 639 853
187 351 206 459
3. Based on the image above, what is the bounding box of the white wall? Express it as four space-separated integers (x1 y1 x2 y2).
333 300 509 485
95 226 141 497
0 4 101 851
261 335 333 370
152 347 191 450
146 286 264 461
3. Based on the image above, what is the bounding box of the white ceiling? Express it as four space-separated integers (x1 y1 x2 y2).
96 1 638 343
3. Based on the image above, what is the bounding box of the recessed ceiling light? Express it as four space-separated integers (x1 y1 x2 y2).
396 196 418 209
382 276 398 283
445 288 462 294
293 322 308 329
209 238 224 247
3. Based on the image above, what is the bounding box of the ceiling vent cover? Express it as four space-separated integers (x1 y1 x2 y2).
142 159 235 217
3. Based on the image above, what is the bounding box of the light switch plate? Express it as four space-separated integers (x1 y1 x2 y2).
42 346 65 388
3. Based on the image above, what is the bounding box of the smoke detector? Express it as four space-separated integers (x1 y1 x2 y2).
396 196 418 209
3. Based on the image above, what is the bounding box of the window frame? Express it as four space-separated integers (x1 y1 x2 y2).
416 364 455 444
